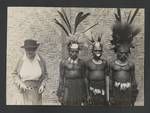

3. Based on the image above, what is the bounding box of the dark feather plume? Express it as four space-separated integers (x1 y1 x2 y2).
117 8 121 22
127 11 132 23
82 23 98 34
61 9 72 33
74 12 90 34
129 8 139 24
91 36 95 43
98 34 102 42
74 12 83 34
111 8 141 52
114 13 120 22
54 19 69 36
98 36 101 42
57 10 72 34
132 28 141 37
55 9 95 44
114 8 121 22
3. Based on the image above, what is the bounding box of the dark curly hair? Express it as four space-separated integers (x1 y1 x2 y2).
111 8 140 53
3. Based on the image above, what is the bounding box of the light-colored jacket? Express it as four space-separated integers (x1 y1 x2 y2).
12 54 48 88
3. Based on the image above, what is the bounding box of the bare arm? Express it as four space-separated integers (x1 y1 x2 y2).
57 60 65 98
131 64 137 87
105 61 110 103
39 57 48 88
84 61 90 98
131 64 138 105
108 61 114 104
12 58 23 87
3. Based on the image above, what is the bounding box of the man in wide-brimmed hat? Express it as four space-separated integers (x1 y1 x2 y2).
12 39 48 105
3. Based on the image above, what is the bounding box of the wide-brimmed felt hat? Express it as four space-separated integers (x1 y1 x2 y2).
21 39 40 49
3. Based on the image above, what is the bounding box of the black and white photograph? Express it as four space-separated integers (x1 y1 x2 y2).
6 7 144 106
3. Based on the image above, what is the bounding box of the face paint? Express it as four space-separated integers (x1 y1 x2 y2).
93 50 102 57
69 43 79 60
117 46 130 62
95 53 101 57
92 42 103 60
69 48 79 60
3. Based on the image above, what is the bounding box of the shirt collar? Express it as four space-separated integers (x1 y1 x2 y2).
23 53 40 61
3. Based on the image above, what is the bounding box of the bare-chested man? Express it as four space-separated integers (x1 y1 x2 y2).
55 9 97 105
85 36 109 106
109 8 140 106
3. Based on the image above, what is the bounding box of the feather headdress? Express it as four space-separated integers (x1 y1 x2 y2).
87 33 103 50
54 9 98 47
111 8 141 52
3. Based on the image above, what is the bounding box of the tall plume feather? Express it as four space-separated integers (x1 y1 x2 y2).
98 33 102 42
74 12 90 34
127 11 132 23
117 8 121 22
131 27 141 38
55 9 96 43
57 10 72 34
111 8 141 52
114 13 120 22
54 19 69 36
91 35 95 43
74 12 83 34
97 36 101 42
114 8 121 22
61 9 72 33
129 8 139 24
82 23 98 34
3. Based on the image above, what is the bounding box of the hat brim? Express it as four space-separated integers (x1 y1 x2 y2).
21 43 40 49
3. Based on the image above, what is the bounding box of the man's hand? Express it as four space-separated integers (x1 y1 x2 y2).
87 96 92 104
38 85 45 94
58 97 63 103
19 82 28 91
